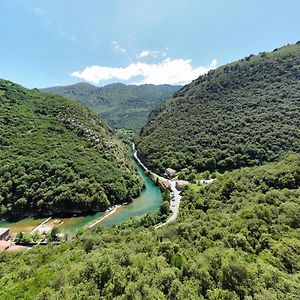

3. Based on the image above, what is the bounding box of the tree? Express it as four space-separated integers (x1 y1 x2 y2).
49 227 60 242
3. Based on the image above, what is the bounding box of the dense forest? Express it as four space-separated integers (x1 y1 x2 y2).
0 80 143 219
1 154 299 299
1 43 300 299
137 43 300 173
42 83 180 133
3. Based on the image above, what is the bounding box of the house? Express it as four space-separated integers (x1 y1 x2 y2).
197 178 215 185
0 240 11 251
175 180 189 191
0 228 10 240
160 180 171 190
0 240 27 252
165 168 177 178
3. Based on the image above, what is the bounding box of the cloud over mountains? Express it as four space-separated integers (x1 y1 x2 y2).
70 58 217 85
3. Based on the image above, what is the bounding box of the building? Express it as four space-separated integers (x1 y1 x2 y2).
0 240 27 252
165 168 177 178
160 180 171 190
0 240 11 251
175 180 189 191
197 178 215 185
0 228 10 240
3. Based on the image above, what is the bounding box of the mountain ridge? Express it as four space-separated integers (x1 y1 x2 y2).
0 79 143 218
137 42 300 173
41 83 181 132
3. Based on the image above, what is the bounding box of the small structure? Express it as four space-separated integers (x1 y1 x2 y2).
175 180 189 191
0 228 10 240
160 180 171 190
165 168 177 178
197 178 215 185
0 240 11 251
0 240 27 252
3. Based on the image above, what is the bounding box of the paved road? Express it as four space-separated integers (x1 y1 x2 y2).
155 180 182 229
132 143 182 228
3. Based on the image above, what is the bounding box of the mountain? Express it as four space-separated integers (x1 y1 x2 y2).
1 154 300 299
42 83 180 133
137 43 300 173
0 79 143 218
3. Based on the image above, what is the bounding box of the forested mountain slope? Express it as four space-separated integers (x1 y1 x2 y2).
42 83 180 132
0 80 142 218
1 154 299 299
137 43 300 173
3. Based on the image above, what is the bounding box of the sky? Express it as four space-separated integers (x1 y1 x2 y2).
0 0 299 88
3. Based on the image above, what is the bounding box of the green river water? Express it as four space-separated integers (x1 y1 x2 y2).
0 155 162 235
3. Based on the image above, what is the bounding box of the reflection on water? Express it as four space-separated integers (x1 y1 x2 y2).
0 154 162 234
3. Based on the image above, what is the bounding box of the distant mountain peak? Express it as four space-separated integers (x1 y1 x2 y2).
41 83 181 132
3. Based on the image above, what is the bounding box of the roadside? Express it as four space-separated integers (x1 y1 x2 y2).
132 143 183 228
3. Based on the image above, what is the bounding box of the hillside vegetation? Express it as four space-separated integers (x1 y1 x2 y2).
0 80 143 219
1 155 299 299
137 43 300 173
42 83 180 133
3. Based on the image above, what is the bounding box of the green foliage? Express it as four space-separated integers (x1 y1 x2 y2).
42 83 180 133
137 43 300 173
49 227 60 242
0 79 143 218
1 44 300 299
1 155 299 299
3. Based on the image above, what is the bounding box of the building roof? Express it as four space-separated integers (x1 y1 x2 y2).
160 180 171 189
0 240 11 251
0 241 27 252
0 228 9 235
176 180 189 185
166 168 176 173
6 244 27 252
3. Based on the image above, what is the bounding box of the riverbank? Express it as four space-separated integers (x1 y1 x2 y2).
0 150 162 234
132 143 183 228
88 205 121 229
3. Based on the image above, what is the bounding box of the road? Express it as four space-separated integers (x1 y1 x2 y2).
155 180 182 229
132 143 182 228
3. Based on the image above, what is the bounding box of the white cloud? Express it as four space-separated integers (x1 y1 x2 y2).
33 7 45 15
139 49 166 58
70 58 218 85
140 50 151 58
210 59 218 68
112 41 127 54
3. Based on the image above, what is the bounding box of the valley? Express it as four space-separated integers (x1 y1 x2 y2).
0 41 299 299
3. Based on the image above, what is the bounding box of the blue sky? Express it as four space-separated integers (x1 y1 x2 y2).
0 0 299 88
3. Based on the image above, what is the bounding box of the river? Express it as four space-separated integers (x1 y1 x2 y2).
0 154 162 235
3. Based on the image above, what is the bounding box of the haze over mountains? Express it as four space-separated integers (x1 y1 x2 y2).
42 83 180 133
